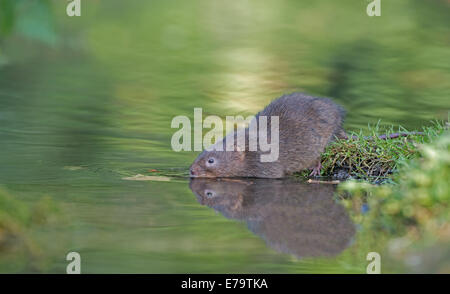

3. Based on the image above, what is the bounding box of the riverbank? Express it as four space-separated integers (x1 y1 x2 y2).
339 128 449 272
299 121 447 183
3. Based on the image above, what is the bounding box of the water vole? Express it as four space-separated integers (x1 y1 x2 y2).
189 92 346 178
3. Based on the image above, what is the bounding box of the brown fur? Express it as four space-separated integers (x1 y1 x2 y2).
190 92 346 178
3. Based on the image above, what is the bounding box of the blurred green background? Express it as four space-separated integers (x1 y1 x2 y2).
0 0 448 273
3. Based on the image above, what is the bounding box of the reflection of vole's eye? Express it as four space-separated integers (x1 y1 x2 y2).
205 190 215 198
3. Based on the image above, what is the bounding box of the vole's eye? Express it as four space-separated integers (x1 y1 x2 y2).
206 157 216 166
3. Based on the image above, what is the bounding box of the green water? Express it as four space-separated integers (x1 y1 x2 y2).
0 0 449 273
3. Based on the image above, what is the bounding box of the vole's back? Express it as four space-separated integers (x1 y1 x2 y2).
249 92 346 177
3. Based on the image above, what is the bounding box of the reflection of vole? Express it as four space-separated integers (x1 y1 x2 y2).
190 178 355 258
190 92 346 178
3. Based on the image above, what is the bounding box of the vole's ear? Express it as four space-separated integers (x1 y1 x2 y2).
238 151 246 162
234 139 247 161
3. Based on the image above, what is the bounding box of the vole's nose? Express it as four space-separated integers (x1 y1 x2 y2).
190 168 195 177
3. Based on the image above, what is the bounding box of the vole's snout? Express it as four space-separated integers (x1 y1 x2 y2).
190 165 202 177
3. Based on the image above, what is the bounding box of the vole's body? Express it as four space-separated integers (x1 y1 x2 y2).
190 92 346 178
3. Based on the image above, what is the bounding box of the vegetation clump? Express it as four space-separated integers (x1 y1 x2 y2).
339 131 449 272
303 121 447 183
0 190 62 272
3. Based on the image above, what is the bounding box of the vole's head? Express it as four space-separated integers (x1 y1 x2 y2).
190 129 252 177
189 148 246 178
